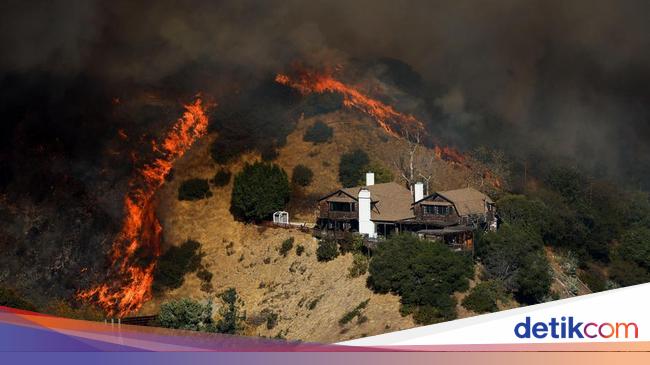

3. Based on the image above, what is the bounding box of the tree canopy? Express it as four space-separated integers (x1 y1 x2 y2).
338 149 370 187
231 162 290 221
368 234 473 324
477 224 551 304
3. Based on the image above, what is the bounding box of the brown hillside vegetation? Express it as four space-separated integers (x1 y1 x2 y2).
139 111 510 342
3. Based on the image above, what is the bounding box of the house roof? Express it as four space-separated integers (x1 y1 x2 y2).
325 182 414 222
424 187 493 216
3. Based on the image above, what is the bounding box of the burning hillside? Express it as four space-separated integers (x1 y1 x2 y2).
77 98 210 317
276 67 502 188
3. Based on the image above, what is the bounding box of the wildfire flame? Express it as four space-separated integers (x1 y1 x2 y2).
277 67 501 188
275 70 424 137
78 98 210 317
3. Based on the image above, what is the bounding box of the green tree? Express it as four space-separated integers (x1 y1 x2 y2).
497 195 553 236
291 164 314 187
461 281 502 314
366 161 394 184
477 224 551 304
610 227 650 286
216 288 245 334
368 234 473 324
231 162 290 221
339 149 370 187
158 298 214 332
316 238 339 262
303 120 334 143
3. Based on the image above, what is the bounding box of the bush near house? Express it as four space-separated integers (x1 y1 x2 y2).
303 120 334 143
316 238 339 262
291 164 314 187
368 234 473 324
178 178 212 201
230 162 290 222
348 253 369 278
476 224 552 304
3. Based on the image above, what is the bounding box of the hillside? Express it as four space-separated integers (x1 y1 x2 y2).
140 110 507 342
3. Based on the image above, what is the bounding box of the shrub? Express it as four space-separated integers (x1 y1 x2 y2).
461 281 502 314
296 245 305 256
339 232 365 254
265 311 279 330
301 93 344 118
339 149 370 187
279 237 294 257
178 178 212 201
609 227 650 286
339 299 369 326
153 240 203 293
158 298 214 332
212 169 231 187
578 264 607 292
303 120 334 143
0 287 36 311
368 234 473 324
348 253 369 278
412 301 457 325
609 259 650 287
231 162 290 221
291 164 314 187
216 288 245 334
477 224 551 304
316 238 339 262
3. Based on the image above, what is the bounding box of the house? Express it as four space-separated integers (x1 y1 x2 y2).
317 172 497 250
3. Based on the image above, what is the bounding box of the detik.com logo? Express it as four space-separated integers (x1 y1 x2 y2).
514 316 638 339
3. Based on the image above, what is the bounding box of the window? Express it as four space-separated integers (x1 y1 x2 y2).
329 201 354 212
424 205 449 215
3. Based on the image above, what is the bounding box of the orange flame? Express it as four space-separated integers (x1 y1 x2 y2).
434 145 468 167
275 70 424 137
278 67 503 190
78 98 210 317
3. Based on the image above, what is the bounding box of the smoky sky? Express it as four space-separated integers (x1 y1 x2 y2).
2 0 650 184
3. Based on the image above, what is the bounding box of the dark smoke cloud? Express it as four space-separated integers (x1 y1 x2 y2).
1 0 650 181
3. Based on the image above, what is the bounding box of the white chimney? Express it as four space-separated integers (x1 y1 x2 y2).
358 188 376 238
365 172 375 186
414 182 424 202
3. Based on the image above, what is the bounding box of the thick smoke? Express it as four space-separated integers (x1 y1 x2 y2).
2 0 649 183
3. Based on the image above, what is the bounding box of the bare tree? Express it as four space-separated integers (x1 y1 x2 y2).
393 130 436 193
